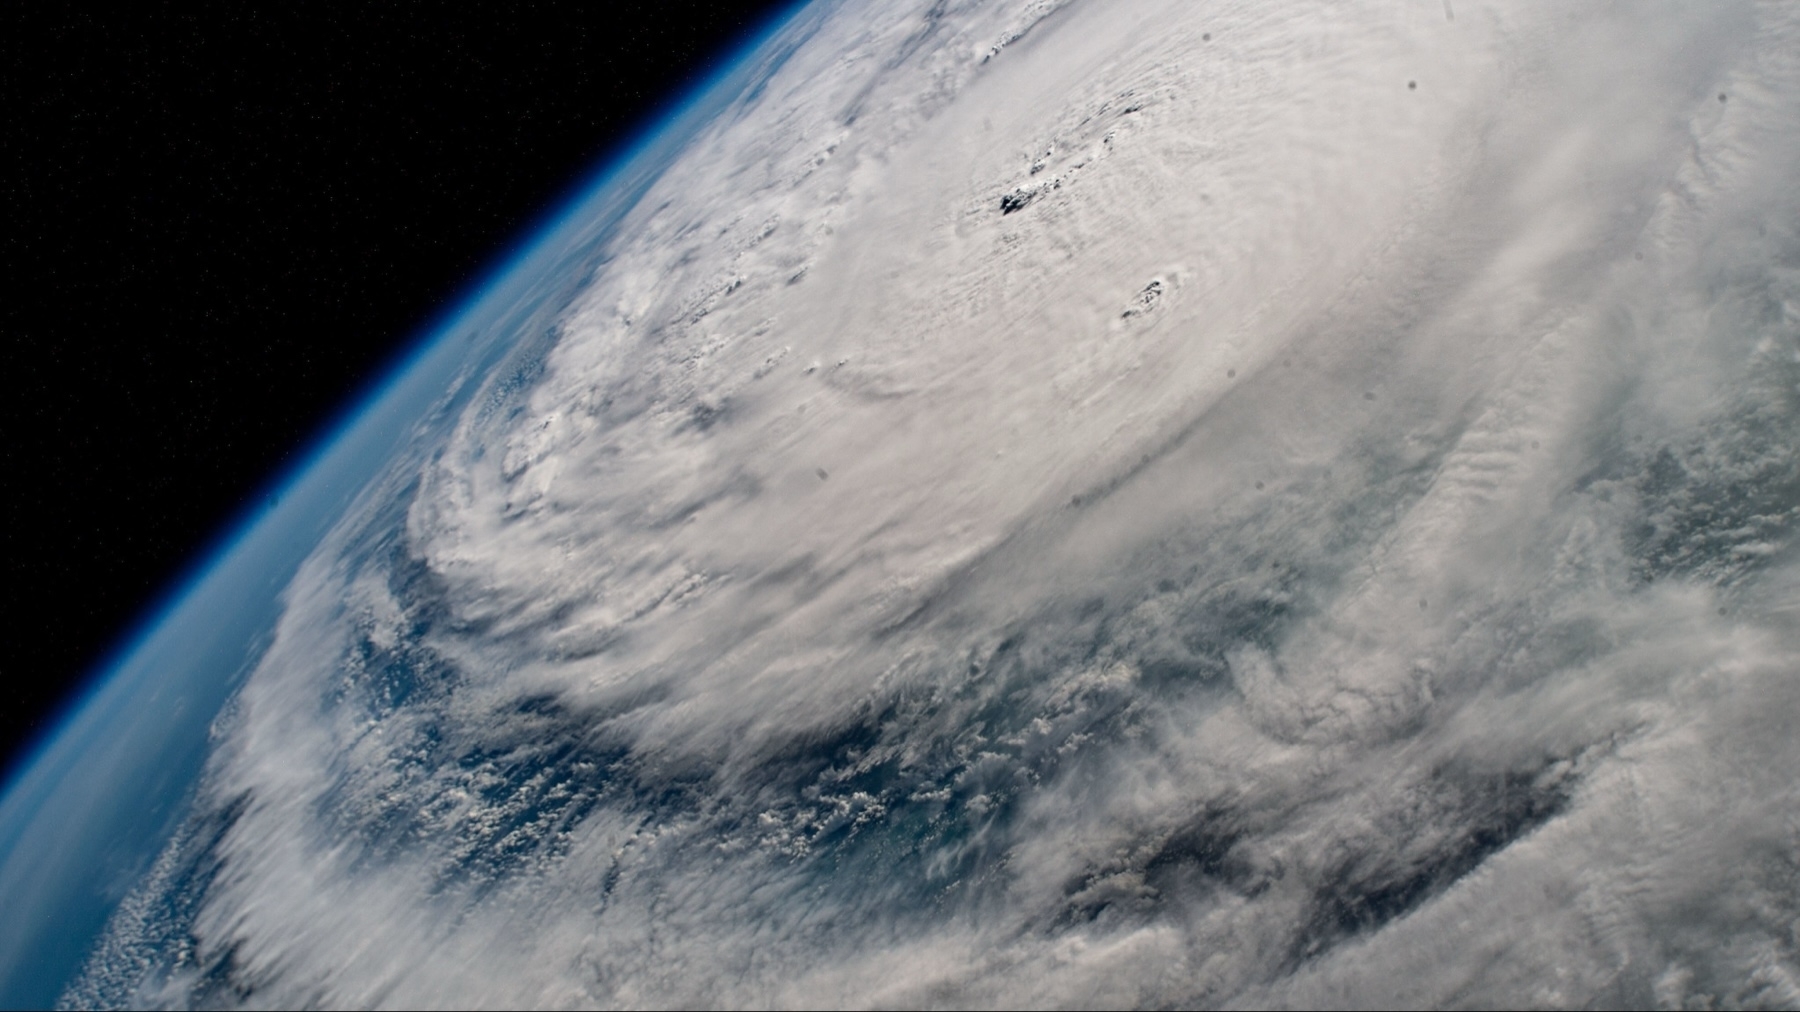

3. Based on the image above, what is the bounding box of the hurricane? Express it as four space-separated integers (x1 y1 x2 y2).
28 1 1800 1007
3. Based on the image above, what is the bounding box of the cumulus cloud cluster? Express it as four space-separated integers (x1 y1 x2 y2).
69 0 1800 1007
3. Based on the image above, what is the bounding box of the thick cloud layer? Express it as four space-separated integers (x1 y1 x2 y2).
69 0 1800 1007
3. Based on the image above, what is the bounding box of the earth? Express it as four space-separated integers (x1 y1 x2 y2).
8 1 1800 1007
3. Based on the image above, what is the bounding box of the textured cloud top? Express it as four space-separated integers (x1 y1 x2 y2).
70 0 1800 1007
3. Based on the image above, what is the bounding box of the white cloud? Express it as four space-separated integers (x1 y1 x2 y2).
69 0 1800 1008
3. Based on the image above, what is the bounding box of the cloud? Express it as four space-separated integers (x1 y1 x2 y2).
68 0 1800 1008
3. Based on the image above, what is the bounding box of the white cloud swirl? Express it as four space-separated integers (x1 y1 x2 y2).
69 1 1800 1008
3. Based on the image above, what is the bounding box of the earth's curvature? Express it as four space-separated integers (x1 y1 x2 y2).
10 1 1800 1007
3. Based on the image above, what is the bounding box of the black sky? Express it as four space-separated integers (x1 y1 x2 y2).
1 1 799 782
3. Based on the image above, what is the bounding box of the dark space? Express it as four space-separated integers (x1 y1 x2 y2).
0 1 797 783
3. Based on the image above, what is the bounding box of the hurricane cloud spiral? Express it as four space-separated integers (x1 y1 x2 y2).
69 0 1800 1007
